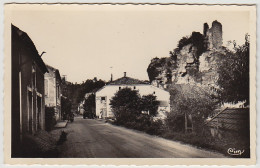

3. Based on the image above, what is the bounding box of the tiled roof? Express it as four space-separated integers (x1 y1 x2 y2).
206 108 249 131
108 77 149 85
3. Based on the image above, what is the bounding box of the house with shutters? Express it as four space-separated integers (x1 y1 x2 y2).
95 72 170 119
11 25 48 157
44 64 62 121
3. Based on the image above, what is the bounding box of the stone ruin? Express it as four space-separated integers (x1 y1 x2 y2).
204 20 223 50
148 20 224 89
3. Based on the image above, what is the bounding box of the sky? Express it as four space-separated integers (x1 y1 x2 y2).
9 4 250 83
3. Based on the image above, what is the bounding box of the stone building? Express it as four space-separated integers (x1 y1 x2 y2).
44 65 62 121
96 72 170 119
11 25 48 157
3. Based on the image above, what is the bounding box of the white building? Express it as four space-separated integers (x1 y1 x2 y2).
96 72 170 119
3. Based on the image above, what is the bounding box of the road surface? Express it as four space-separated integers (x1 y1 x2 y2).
56 117 224 158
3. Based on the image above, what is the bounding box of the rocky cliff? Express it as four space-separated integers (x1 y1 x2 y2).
147 20 224 90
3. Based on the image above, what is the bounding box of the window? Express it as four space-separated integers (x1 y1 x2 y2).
153 91 155 94
101 97 106 103
32 66 36 88
119 87 121 90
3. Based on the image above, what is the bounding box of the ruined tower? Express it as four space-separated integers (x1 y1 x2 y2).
203 23 209 36
204 20 223 49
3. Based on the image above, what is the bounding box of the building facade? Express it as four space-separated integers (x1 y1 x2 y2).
96 73 170 119
11 25 48 157
44 65 62 121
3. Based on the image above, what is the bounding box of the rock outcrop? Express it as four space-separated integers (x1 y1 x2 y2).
147 20 223 90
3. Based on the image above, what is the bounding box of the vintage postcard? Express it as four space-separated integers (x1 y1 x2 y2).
4 3 256 165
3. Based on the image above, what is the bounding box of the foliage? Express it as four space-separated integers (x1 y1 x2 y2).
217 35 250 105
45 106 56 131
61 96 72 120
110 88 163 135
76 79 106 104
110 88 141 123
147 57 177 83
167 84 218 132
61 78 105 112
161 129 250 158
147 32 206 83
147 57 166 82
110 88 159 125
140 94 159 116
176 32 207 57
83 94 96 118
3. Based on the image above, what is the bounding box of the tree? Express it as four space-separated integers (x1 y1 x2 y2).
140 94 159 116
110 88 141 123
110 87 163 135
167 84 218 133
61 96 72 120
217 34 249 105
61 78 105 114
76 79 105 104
83 94 96 119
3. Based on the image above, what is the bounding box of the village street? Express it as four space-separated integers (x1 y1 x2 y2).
55 117 224 158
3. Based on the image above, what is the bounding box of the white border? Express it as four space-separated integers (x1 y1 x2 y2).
0 0 259 167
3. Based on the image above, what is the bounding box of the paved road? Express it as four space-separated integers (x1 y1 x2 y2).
57 117 225 158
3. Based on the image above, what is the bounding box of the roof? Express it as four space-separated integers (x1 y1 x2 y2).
12 24 48 73
45 64 61 81
205 108 249 131
108 76 149 85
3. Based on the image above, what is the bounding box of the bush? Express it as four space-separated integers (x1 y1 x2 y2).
45 106 56 131
61 96 72 120
83 94 96 118
111 88 159 123
167 84 218 133
110 87 163 136
145 119 164 135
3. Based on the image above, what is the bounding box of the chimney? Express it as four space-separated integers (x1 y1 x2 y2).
110 74 113 82
124 72 126 77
